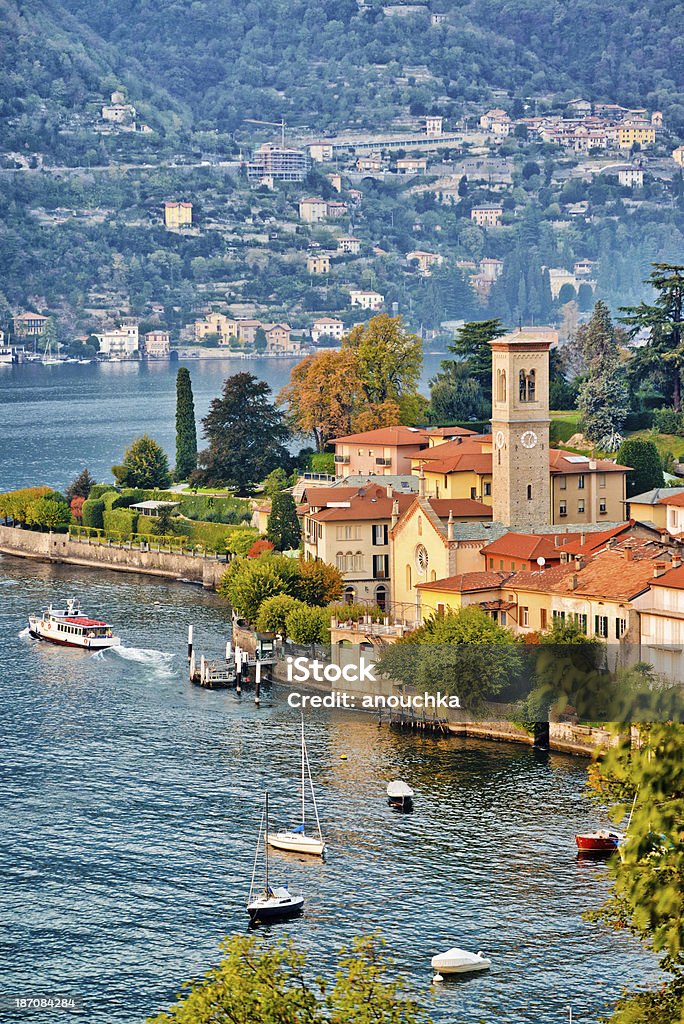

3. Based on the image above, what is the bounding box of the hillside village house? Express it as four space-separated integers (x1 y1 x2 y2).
326 200 347 220
164 201 193 229
194 312 236 344
617 121 656 148
13 312 48 338
396 157 428 174
142 330 170 357
301 483 415 609
264 323 297 353
307 254 331 274
328 173 342 192
349 290 384 310
299 198 328 223
406 250 443 275
425 115 443 137
308 143 334 163
95 322 140 358
673 146 684 167
654 491 684 537
311 317 345 344
616 166 644 188
331 425 476 478
471 206 503 227
337 236 362 255
627 488 684 529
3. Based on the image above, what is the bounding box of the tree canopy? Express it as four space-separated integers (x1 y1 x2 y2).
175 367 198 482
113 435 171 489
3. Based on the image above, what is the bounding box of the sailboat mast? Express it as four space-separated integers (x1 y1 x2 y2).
301 715 306 826
264 791 269 892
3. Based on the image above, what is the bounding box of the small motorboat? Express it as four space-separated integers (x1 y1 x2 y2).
387 780 414 810
247 792 304 924
28 599 121 650
431 947 491 980
575 829 623 854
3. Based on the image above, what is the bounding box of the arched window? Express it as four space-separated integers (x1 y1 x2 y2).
344 585 356 605
406 564 412 591
519 369 527 401
497 368 507 403
519 368 536 403
527 484 532 500
354 551 363 571
375 584 387 612
417 516 422 536
336 553 345 571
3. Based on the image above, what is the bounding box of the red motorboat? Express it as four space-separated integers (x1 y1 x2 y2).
575 829 623 853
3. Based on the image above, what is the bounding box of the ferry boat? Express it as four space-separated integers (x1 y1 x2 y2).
28 599 121 650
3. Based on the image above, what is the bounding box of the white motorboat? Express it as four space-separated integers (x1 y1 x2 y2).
431 947 491 978
268 718 326 857
247 792 304 923
28 599 121 650
387 779 414 810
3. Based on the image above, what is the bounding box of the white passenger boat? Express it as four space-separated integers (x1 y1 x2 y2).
28 599 121 650
268 718 326 857
431 947 491 978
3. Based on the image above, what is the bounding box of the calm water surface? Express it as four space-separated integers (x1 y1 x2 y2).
0 556 660 1023
0 353 446 492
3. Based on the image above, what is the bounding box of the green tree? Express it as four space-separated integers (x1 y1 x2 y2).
255 594 303 636
225 527 261 556
578 300 621 369
192 373 290 495
218 559 288 621
578 361 630 449
428 359 488 423
378 606 521 712
586 725 684 1024
147 933 426 1024
264 467 289 497
65 468 96 501
267 492 301 551
254 326 267 353
446 319 505 399
25 496 71 531
175 367 198 481
285 603 330 645
151 505 177 536
617 438 665 497
621 264 684 410
343 314 422 408
113 435 171 489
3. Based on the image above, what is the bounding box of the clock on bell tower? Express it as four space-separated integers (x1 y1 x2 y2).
490 328 557 530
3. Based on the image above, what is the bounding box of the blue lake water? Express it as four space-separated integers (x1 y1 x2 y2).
0 554 660 1024
0 352 446 493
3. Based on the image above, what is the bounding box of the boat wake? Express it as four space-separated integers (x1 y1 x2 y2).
93 646 176 676
17 626 30 639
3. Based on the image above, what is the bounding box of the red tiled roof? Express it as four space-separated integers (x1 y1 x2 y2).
658 492 684 507
561 521 635 555
426 498 492 518
551 549 657 600
548 449 630 474
306 485 414 522
332 426 431 445
415 571 513 593
481 531 578 561
649 563 684 589
301 486 360 507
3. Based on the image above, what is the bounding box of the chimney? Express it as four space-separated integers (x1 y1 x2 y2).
391 499 400 529
589 459 597 470
560 551 568 563
672 557 682 569
625 548 633 561
447 509 455 541
418 466 426 498
574 555 585 570
386 484 393 498
653 561 667 578
580 531 585 545
608 537 617 548
570 573 579 590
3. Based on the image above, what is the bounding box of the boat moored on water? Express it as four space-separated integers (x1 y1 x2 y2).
268 718 326 857
431 947 492 979
387 779 414 810
248 792 304 923
575 829 623 854
28 599 121 650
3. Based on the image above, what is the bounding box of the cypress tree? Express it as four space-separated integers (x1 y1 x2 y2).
267 492 301 551
175 367 197 481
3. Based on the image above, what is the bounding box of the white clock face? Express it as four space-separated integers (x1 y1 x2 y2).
521 430 538 449
495 430 505 449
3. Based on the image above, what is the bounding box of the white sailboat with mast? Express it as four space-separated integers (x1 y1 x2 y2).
268 718 326 857
247 791 304 923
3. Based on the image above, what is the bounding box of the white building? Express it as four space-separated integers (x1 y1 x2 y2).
634 562 684 682
311 317 346 343
349 290 384 311
95 322 140 359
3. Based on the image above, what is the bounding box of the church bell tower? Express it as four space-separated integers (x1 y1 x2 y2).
490 328 557 530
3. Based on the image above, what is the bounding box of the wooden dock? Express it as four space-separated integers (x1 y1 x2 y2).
379 709 450 735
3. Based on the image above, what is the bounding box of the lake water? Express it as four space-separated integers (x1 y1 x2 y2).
0 553 660 1024
0 353 446 493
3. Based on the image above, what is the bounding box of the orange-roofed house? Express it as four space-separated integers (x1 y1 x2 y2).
656 490 684 537
549 450 629 524
415 571 514 621
330 426 478 478
481 531 579 572
301 482 415 609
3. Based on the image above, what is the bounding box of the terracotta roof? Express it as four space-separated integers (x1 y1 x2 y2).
415 571 514 593
418 450 492 475
649 564 684 589
551 549 658 601
302 486 364 507
561 521 636 555
332 426 431 446
548 450 630 474
505 563 579 592
14 311 47 320
481 531 578 561
426 498 492 519
425 425 477 437
306 484 414 522
658 491 684 507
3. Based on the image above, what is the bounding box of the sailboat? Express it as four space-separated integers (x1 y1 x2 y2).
247 792 304 924
42 335 61 365
268 718 326 857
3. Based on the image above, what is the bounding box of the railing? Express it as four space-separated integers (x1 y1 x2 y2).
68 525 226 558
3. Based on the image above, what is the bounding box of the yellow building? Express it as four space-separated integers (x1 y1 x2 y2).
411 440 493 502
627 488 684 530
307 254 331 274
617 122 656 148
164 201 193 228
194 313 237 344
471 206 503 227
415 571 512 620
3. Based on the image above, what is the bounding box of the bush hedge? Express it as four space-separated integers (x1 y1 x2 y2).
81 498 105 530
103 508 139 538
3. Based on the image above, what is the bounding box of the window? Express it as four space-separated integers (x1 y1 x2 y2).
375 585 387 612
372 524 388 545
344 585 356 605
552 610 566 623
336 553 345 570
511 562 516 570
616 617 627 639
578 475 585 490
497 368 507 402
559 476 567 490
353 552 363 571
521 607 529 627
578 499 585 514
527 485 532 501
406 565 412 590
417 517 422 536
599 473 606 488
436 603 445 616
470 487 477 499
373 554 389 579
500 611 507 625
599 498 607 514
519 369 535 402
489 557 494 569
484 482 491 496
499 559 504 570
595 615 609 638
559 501 567 517
540 608 547 629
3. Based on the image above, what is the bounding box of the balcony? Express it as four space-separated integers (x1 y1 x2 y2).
334 454 350 464
375 457 392 467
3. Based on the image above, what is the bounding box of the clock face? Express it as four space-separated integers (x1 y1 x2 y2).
495 430 505 449
521 430 538 449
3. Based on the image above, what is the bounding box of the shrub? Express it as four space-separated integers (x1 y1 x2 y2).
103 508 139 538
652 407 684 435
248 539 275 558
256 594 303 636
81 498 105 530
218 559 288 620
101 490 121 511
285 604 330 645
25 497 71 531
225 527 261 556
88 484 116 499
